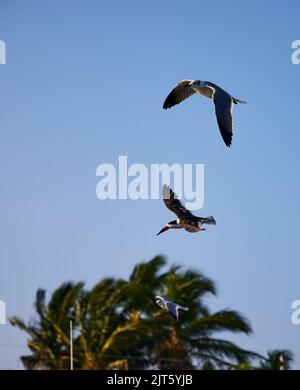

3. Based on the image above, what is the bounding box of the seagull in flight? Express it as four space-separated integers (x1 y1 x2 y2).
157 185 216 235
155 296 189 321
163 80 247 147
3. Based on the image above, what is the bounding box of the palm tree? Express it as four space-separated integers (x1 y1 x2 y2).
257 350 293 370
73 277 148 369
10 282 84 369
129 259 261 369
11 279 148 370
10 256 293 369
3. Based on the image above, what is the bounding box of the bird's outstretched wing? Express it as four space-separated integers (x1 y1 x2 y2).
165 301 179 321
163 80 196 109
163 185 193 219
213 89 233 147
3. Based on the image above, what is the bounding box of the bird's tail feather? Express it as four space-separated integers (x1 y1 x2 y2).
179 305 189 311
201 216 216 225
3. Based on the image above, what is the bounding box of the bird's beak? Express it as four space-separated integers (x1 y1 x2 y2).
156 226 169 236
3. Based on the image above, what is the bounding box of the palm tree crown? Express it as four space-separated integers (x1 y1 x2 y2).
10 256 291 370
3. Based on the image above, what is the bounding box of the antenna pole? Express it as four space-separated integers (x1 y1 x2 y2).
70 320 73 370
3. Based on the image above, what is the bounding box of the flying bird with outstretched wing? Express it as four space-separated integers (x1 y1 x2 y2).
163 79 247 147
155 296 189 321
157 185 216 236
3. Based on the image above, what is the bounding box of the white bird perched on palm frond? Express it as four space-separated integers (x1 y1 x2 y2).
155 296 189 321
163 79 247 147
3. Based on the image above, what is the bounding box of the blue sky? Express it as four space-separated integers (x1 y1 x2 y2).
0 0 300 369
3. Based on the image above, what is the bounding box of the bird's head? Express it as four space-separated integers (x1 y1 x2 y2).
155 296 164 308
156 220 177 236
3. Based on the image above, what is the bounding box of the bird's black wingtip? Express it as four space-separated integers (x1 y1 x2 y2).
162 184 171 198
225 139 232 147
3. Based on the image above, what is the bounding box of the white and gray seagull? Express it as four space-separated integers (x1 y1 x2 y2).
163 80 247 147
157 185 216 236
155 296 189 321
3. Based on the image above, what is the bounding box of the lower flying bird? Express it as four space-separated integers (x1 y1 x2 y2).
155 296 189 321
163 79 247 147
157 185 216 235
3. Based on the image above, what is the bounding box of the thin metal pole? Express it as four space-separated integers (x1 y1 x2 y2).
70 320 73 370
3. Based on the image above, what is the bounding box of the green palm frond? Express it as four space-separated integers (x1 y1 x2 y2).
189 309 252 336
193 337 263 365
48 282 84 326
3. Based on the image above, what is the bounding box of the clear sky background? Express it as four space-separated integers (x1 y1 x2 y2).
0 0 300 369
